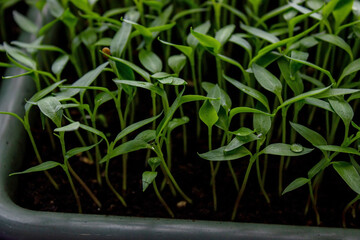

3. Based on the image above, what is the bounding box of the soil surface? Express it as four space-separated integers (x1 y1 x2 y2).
14 111 360 229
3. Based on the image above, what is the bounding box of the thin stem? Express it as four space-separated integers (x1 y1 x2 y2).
231 157 254 220
279 108 287 196
68 163 102 208
64 166 82 213
60 131 82 213
256 142 270 204
342 195 360 228
105 160 127 207
22 117 59 190
153 179 174 218
308 181 321 225
153 144 192 204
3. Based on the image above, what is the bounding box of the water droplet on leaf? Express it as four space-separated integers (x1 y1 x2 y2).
290 143 303 153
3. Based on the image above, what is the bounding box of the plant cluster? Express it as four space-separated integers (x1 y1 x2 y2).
1 0 360 227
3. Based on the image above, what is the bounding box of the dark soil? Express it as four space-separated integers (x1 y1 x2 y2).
14 113 360 229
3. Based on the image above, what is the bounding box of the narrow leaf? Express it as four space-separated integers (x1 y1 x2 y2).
290 122 327 146
9 161 62 176
333 161 360 195
261 143 313 156
142 171 157 192
198 146 251 161
282 177 310 195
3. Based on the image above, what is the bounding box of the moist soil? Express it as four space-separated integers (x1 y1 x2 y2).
14 110 360 229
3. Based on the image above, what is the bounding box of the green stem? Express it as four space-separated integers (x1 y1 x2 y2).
105 160 127 207
256 142 270 204
231 156 254 220
279 108 287 196
342 195 360 228
60 131 82 213
153 179 174 218
68 164 101 208
153 144 192 204
308 181 320 225
208 126 217 211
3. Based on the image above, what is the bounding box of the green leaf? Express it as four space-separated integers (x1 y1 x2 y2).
110 10 138 57
333 0 354 28
93 38 112 47
56 62 109 99
139 49 162 73
47 0 64 18
260 143 313 156
168 54 186 75
290 122 327 146
190 28 221 53
142 171 157 192
322 0 340 19
282 177 310 195
240 23 279 43
308 158 329 179
277 58 303 95
290 50 309 79
105 55 150 82
78 123 108 145
38 19 60 36
123 18 152 38
113 80 166 100
114 113 162 144
61 8 78 31
277 85 331 110
215 24 236 47
199 100 218 128
158 77 187 86
25 80 66 112
168 117 189 133
288 5 322 37
51 54 69 76
94 91 115 109
198 146 251 161
230 127 255 137
315 33 353 61
148 157 161 171
252 63 282 99
4 43 36 69
253 109 271 135
13 10 38 34
229 33 252 59
135 129 156 142
202 82 232 112
70 0 91 13
249 22 320 66
317 145 360 156
315 88 360 98
224 135 258 152
79 27 97 47
338 58 360 86
158 38 193 61
224 74 270 112
107 139 150 161
11 40 67 54
229 107 273 121
65 140 102 160
54 122 80 132
9 161 62 176
329 98 354 129
187 20 211 49
333 161 360 195
37 97 63 126
303 97 334 112
151 72 172 79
